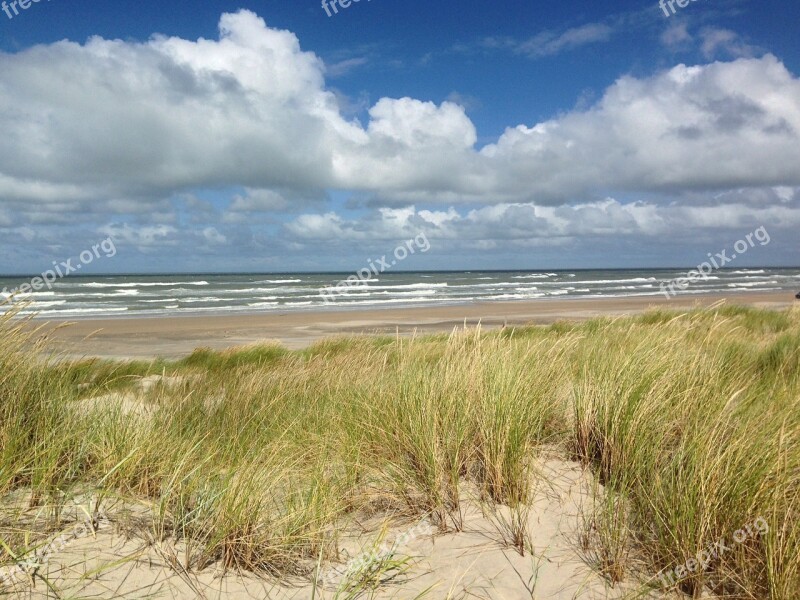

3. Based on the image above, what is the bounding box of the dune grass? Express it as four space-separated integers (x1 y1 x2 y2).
0 302 799 598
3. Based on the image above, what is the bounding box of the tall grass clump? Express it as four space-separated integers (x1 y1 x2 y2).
356 331 478 529
349 328 568 531
0 304 80 500
472 331 569 506
570 307 800 597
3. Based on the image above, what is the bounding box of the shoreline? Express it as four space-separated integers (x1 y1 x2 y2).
30 291 797 360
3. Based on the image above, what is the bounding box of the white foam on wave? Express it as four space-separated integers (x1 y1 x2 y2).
25 307 130 316
475 293 547 301
727 281 775 288
82 281 209 288
512 273 557 279
575 277 658 285
1 290 56 298
325 282 448 292
469 282 534 288
29 300 67 308
256 279 303 284
176 297 227 303
224 287 307 295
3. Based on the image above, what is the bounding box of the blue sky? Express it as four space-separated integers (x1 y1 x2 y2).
0 0 798 274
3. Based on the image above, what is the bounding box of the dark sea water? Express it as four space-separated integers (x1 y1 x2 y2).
1 268 799 319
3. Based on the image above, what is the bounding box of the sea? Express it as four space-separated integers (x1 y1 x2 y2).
1 268 799 319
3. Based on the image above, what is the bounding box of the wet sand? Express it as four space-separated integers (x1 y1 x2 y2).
31 292 797 360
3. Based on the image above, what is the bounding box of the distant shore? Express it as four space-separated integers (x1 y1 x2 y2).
33 291 797 359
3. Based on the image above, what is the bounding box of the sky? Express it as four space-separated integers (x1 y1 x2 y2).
0 0 798 274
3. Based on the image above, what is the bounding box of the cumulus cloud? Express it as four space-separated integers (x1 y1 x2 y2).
0 9 798 225
476 55 800 202
285 212 346 239
0 10 351 208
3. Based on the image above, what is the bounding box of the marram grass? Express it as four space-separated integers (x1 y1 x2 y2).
0 302 798 598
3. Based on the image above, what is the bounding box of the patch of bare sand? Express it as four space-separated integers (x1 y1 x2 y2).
74 391 155 419
73 374 215 419
0 460 667 599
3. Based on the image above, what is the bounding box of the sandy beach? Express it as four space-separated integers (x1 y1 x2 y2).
32 291 796 359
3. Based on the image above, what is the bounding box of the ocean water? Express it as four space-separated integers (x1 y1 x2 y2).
0 268 799 319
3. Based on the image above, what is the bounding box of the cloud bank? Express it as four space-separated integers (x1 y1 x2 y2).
0 10 798 208
0 10 798 269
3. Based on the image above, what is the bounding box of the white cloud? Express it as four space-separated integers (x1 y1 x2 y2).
202 227 227 245
773 186 796 203
99 224 179 249
660 20 692 49
475 55 800 203
444 91 482 113
326 57 369 78
0 10 797 224
699 27 759 60
481 22 615 59
285 212 346 239
229 189 288 212
284 195 800 246
516 23 614 58
0 10 353 206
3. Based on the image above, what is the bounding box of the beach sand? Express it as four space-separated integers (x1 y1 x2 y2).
1 457 647 599
32 291 796 359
